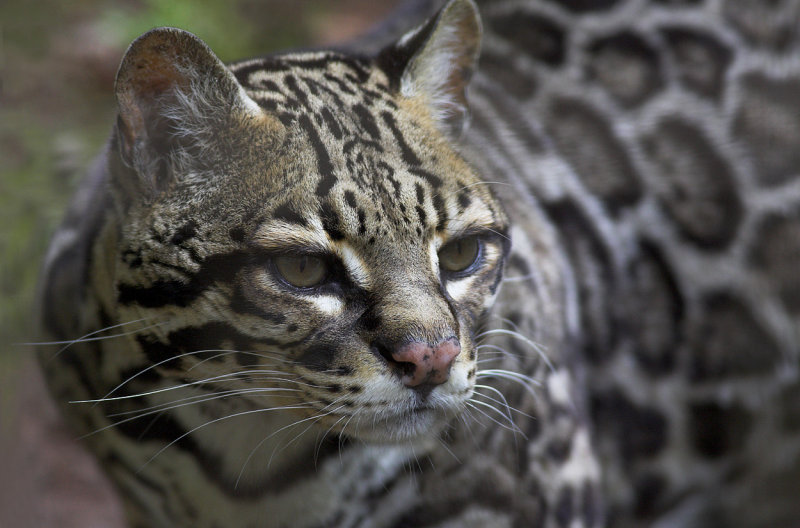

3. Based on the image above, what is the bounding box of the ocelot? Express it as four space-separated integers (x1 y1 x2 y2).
38 0 800 526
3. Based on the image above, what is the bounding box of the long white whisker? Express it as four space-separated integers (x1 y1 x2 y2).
465 400 524 436
476 328 554 372
138 404 319 473
18 318 156 347
476 368 541 401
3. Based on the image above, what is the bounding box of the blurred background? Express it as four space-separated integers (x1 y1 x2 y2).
0 1 397 525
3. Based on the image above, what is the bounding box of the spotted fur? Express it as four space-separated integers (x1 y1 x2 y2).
39 0 800 527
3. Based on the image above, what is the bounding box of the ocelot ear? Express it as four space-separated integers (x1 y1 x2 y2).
378 0 481 138
114 27 260 197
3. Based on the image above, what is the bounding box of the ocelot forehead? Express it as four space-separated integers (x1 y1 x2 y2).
226 52 506 248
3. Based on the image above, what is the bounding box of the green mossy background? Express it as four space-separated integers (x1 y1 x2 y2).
0 0 394 478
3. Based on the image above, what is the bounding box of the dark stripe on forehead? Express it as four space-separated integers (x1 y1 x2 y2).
415 183 425 205
297 114 336 196
353 103 381 141
381 111 421 165
233 54 369 78
320 201 345 240
409 167 443 188
302 76 345 107
323 73 357 95
433 194 447 231
272 203 307 226
319 107 343 139
284 75 309 108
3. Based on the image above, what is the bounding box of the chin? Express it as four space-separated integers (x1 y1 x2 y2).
344 406 457 445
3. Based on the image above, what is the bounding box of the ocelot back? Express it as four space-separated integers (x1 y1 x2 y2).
38 0 800 526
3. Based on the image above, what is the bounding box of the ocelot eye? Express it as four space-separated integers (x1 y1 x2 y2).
273 254 327 288
439 236 481 274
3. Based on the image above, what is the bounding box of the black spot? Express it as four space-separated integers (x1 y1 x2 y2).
689 292 782 381
546 100 642 213
357 209 367 236
344 191 357 209
557 0 620 10
297 347 335 372
122 249 143 268
488 12 566 66
272 203 307 226
633 473 666 517
478 51 537 99
555 487 574 527
287 324 298 333
348 385 363 394
689 402 752 459
547 439 572 463
591 390 668 462
327 384 342 393
360 309 382 332
457 191 472 210
170 220 198 245
630 242 684 377
587 32 663 107
229 226 246 242
733 75 800 186
581 481 602 527
643 118 742 248
661 27 732 99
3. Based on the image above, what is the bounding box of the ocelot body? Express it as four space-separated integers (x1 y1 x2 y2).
39 0 800 527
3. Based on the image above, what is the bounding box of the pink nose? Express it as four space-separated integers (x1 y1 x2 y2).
390 338 461 387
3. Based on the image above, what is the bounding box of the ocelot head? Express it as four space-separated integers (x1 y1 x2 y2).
110 0 508 443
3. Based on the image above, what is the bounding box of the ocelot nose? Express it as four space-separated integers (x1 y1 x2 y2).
388 337 461 388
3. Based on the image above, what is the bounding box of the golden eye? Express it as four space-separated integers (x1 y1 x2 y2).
439 236 481 274
273 255 327 288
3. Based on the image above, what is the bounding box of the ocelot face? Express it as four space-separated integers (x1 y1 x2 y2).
111 3 506 442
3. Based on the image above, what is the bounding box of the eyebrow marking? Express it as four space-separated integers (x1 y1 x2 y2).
253 217 330 253
336 242 370 288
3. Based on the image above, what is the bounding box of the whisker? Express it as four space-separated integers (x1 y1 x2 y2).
188 350 298 371
97 348 302 403
465 400 524 436
138 404 321 473
476 368 541 402
476 328 554 372
472 384 534 420
17 317 156 347
236 404 343 488
103 389 303 419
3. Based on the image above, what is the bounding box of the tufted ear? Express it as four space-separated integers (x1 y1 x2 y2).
378 0 482 138
114 27 261 198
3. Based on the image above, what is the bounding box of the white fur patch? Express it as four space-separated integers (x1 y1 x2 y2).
546 369 571 406
309 295 344 315
336 243 370 288
445 274 478 300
